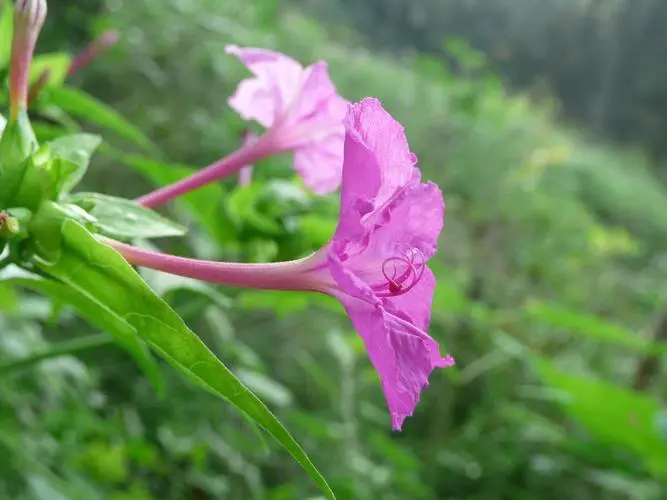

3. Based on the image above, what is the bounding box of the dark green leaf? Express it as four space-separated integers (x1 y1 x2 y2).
44 87 157 153
526 302 667 356
0 332 112 375
227 184 282 235
67 192 187 240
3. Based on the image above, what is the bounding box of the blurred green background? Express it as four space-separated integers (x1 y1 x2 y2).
2 0 667 498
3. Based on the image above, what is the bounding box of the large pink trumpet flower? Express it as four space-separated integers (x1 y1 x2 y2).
114 98 454 430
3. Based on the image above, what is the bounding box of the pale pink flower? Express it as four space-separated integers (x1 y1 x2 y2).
114 98 453 429
226 45 348 195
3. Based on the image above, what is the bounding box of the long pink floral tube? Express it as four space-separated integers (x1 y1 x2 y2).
134 137 274 208
109 239 331 292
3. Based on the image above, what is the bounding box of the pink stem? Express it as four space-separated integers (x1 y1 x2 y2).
108 239 329 292
135 135 276 208
237 130 258 187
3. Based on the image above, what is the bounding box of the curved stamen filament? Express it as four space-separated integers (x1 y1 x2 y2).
372 249 425 297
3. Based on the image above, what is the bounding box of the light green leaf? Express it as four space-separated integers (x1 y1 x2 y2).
35 220 334 498
67 192 187 240
0 282 17 311
0 3 12 70
48 133 102 194
30 53 73 88
44 87 157 153
0 113 6 135
0 266 164 392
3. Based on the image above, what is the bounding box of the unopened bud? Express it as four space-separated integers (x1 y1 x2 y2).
68 29 120 78
9 0 48 121
0 208 32 240
0 212 20 237
14 0 47 29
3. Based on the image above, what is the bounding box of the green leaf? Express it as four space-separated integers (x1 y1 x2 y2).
0 282 17 311
0 113 41 208
0 113 6 135
111 152 230 244
535 358 667 478
0 332 112 375
29 53 73 88
35 220 334 498
0 109 38 169
10 144 60 211
0 3 12 70
31 122 69 142
29 201 97 263
44 87 157 153
525 302 667 356
48 133 102 194
0 266 164 392
227 184 282 235
67 192 187 240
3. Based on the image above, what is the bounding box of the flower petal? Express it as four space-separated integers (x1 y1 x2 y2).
294 131 345 195
362 181 445 260
385 266 436 331
343 98 419 208
333 181 444 294
336 293 453 431
288 62 347 130
225 45 303 128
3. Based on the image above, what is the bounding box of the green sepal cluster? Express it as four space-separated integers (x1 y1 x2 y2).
0 110 39 207
0 111 186 267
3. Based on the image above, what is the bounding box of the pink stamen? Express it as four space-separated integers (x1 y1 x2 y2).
372 248 425 297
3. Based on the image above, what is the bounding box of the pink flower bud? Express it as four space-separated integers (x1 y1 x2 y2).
9 0 47 120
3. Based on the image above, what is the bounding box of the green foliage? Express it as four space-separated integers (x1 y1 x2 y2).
0 2 333 495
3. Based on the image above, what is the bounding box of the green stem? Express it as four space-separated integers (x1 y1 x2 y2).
0 333 113 375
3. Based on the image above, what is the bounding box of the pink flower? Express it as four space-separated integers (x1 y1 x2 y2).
113 98 453 429
226 45 348 195
322 98 454 429
135 46 348 208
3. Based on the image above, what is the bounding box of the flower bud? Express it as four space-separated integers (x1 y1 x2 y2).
9 0 48 120
68 30 119 78
0 212 20 237
0 208 30 240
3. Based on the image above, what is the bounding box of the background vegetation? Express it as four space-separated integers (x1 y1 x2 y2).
1 0 667 498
